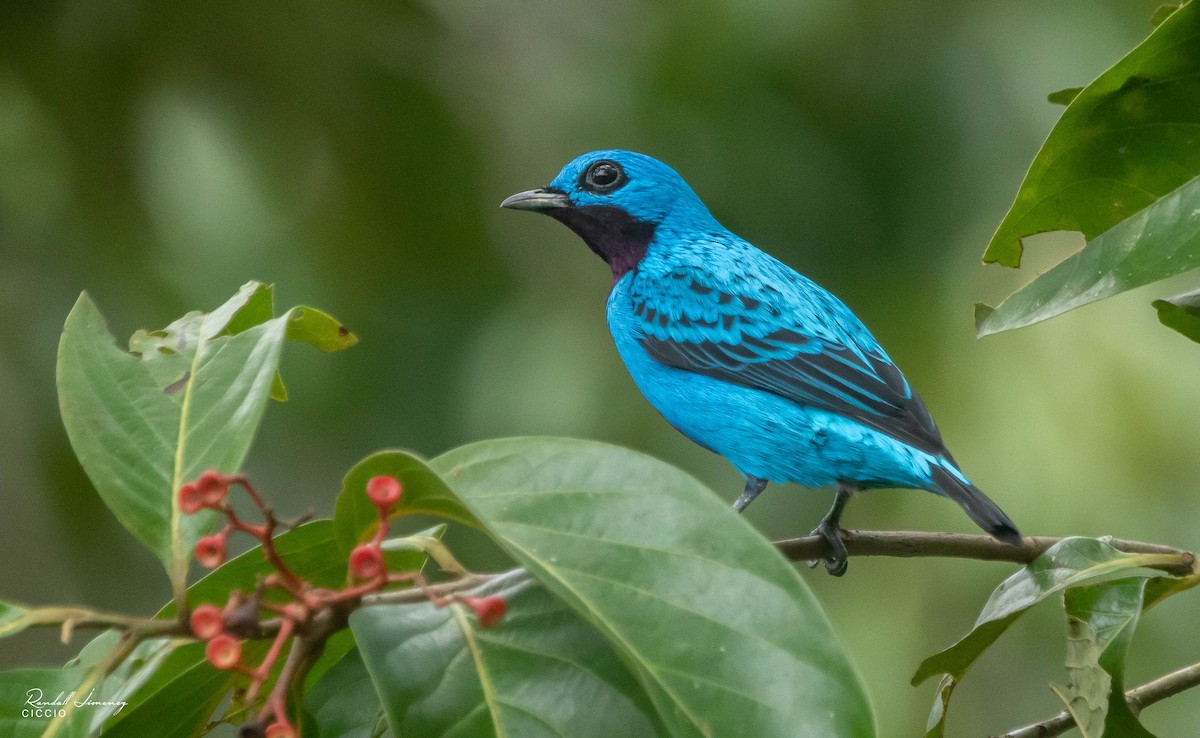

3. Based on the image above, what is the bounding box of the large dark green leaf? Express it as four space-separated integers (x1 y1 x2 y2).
1052 578 1155 738
913 538 1180 737
976 174 1200 336
56 283 355 596
302 646 389 738
428 437 875 738
984 1 1200 268
351 569 665 738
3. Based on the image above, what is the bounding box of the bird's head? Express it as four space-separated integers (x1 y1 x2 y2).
502 150 711 279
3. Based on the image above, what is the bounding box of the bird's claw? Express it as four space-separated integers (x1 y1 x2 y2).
806 522 848 577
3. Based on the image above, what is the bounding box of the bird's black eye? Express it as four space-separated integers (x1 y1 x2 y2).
581 160 626 194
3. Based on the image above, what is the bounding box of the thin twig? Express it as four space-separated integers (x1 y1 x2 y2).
20 607 187 641
363 573 497 607
774 530 1196 576
998 659 1200 738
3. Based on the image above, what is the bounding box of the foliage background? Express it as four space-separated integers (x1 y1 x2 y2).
2 0 1197 734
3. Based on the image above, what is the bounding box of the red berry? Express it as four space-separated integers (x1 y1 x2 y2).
195 470 230 507
194 534 227 569
462 596 506 628
189 604 225 640
178 483 204 515
349 544 385 580
265 723 297 738
366 475 402 507
205 634 242 670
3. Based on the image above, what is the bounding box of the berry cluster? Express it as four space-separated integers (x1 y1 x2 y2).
178 470 506 736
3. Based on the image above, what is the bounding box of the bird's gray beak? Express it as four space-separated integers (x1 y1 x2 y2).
500 188 571 212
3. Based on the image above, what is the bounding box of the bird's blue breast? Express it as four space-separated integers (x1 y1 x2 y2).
606 235 946 493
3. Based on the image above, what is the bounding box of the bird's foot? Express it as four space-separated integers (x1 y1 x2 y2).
806 521 848 577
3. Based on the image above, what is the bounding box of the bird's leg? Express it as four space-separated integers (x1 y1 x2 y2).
732 476 768 513
807 483 856 577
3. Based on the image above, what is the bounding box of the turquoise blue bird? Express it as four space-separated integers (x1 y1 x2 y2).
502 150 1021 575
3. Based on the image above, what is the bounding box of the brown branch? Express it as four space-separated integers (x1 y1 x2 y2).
998 660 1200 738
773 530 1196 576
360 532 1196 611
20 531 1194 643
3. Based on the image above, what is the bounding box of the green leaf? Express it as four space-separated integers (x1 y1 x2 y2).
334 450 479 559
67 635 178 738
913 538 1180 731
352 569 666 738
285 305 359 352
922 675 956 738
1052 579 1156 738
1152 4 1182 28
0 633 175 738
1046 87 1083 106
428 437 875 738
1152 287 1200 343
984 0 1200 267
975 174 1200 336
56 283 355 596
0 600 30 640
1143 568 1200 610
100 640 265 738
303 643 387 738
0 665 91 738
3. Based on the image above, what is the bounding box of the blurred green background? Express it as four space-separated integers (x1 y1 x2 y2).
3 0 1199 734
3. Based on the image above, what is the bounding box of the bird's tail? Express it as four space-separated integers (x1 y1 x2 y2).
929 463 1022 546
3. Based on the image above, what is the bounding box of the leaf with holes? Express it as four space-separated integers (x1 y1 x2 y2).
1052 578 1155 738
913 538 1181 736
976 174 1200 336
984 1 1200 268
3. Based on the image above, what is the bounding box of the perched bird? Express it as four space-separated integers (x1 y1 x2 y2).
502 150 1020 575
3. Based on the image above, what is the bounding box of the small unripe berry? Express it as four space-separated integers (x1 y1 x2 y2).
189 604 225 640
205 634 242 670
195 470 230 507
461 596 507 628
349 544 385 580
194 534 228 569
179 483 204 515
265 723 297 738
366 475 402 507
